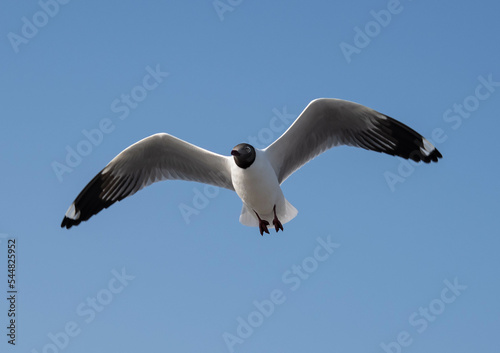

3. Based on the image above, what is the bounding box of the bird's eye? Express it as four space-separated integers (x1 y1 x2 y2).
245 146 251 153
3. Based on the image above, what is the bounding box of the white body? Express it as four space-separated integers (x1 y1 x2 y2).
230 149 298 228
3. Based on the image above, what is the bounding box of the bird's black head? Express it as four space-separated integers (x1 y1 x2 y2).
231 143 256 169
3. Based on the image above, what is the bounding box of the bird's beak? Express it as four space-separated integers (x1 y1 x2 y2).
231 150 240 156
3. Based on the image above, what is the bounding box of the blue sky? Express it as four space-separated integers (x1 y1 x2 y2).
1 0 499 352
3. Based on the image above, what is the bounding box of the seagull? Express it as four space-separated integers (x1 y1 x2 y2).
61 98 442 235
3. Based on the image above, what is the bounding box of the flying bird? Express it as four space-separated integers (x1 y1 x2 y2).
61 98 442 235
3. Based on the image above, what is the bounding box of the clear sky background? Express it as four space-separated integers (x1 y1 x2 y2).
1 1 499 352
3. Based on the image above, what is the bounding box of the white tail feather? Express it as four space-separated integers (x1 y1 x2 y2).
239 199 298 228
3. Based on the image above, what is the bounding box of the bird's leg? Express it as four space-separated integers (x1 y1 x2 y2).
272 205 284 233
253 210 270 236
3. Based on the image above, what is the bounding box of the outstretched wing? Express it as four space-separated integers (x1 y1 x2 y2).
61 133 233 229
265 98 442 184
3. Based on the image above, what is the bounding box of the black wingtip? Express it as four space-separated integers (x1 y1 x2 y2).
61 216 86 229
377 116 443 164
406 143 443 164
423 147 443 164
61 170 120 230
61 216 80 229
